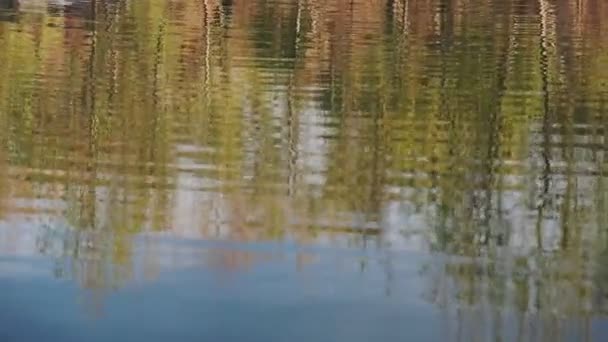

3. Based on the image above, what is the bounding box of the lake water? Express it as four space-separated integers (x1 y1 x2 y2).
0 0 607 340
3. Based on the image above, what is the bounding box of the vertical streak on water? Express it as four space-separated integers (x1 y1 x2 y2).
536 0 551 251
203 0 211 111
286 0 302 198
86 0 98 230
151 18 166 178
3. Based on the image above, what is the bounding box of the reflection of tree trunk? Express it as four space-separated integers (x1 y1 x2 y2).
370 92 385 223
437 0 452 246
536 0 553 250
599 98 608 235
295 0 301 40
287 0 301 197
202 0 209 103
83 0 98 229
480 3 510 244
149 20 166 175
286 83 298 197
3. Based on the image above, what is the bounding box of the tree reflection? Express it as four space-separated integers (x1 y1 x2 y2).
0 0 607 332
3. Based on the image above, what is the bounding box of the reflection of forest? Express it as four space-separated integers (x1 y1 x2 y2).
0 0 607 329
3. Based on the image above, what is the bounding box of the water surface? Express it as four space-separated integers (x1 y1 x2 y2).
0 0 608 340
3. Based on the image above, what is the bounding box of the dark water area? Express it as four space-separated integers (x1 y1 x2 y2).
0 0 607 340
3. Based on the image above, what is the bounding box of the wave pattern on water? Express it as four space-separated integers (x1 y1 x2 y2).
0 0 608 338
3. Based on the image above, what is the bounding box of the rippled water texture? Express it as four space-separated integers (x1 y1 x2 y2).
0 0 608 340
